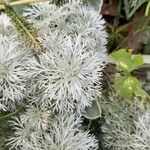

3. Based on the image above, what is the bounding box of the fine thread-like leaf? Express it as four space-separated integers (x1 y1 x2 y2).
4 3 45 54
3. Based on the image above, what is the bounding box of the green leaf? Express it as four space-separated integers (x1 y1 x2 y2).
82 97 101 120
113 75 133 99
116 23 129 33
111 49 132 73
131 54 144 71
144 38 150 54
131 77 147 99
107 24 129 50
124 0 148 19
110 49 144 73
145 1 150 16
113 75 147 100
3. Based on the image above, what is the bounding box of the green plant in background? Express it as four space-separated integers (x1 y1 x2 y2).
110 49 149 100
106 0 150 52
124 0 149 19
145 0 150 16
123 0 150 19
108 23 129 50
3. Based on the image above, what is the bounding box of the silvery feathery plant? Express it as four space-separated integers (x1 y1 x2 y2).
8 107 98 150
101 96 150 150
26 35 106 112
24 1 107 54
0 0 107 150
24 1 107 112
0 13 13 35
0 13 29 111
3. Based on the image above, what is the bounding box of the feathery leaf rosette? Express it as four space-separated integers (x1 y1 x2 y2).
7 106 52 149
101 97 150 150
8 111 98 150
23 2 67 29
19 106 52 131
0 34 28 111
132 111 150 150
7 120 40 149
23 1 107 55
27 35 105 112
23 1 74 28
24 1 107 112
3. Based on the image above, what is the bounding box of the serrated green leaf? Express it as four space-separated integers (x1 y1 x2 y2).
110 49 144 73
113 75 133 99
130 77 147 99
111 49 132 73
113 75 147 100
131 54 144 70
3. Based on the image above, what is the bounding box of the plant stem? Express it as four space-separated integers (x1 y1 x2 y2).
0 0 48 9
0 109 20 120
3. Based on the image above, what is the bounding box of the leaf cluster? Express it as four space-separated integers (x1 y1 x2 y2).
110 49 149 100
